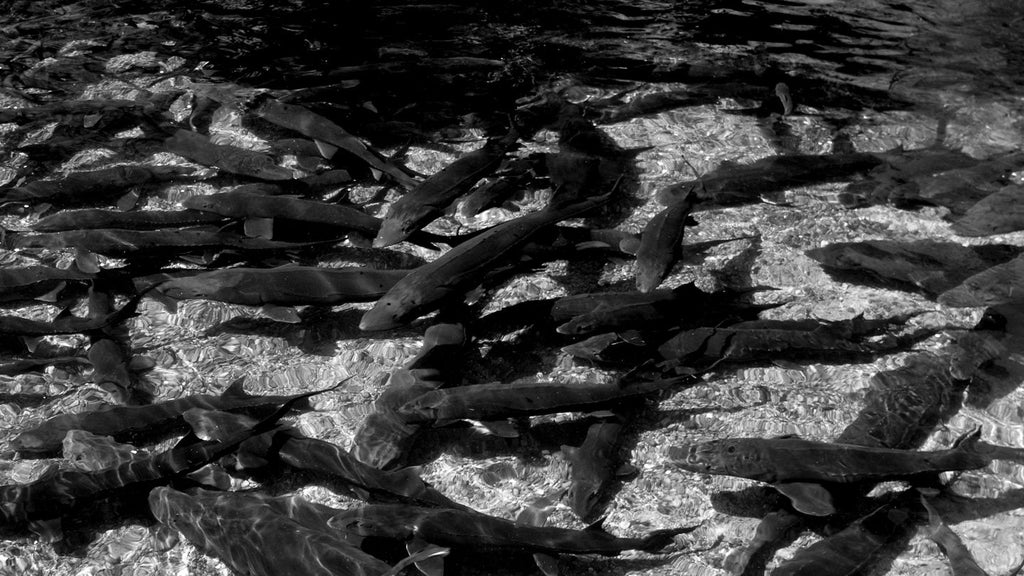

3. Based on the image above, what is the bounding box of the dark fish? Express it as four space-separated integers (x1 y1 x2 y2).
5 227 324 258
165 129 295 181
770 494 919 576
458 156 539 218
551 288 683 322
657 152 882 206
33 209 225 232
807 240 1023 297
952 184 1024 237
352 324 466 469
939 254 1024 307
562 417 637 524
10 378 318 456
396 375 691 426
0 291 144 338
0 165 198 209
248 97 418 189
183 191 382 240
657 315 919 370
186 408 463 509
0 265 94 305
328 504 693 557
669 428 1024 515
635 194 697 292
920 495 1004 576
0 381 336 539
374 131 517 247
360 194 610 331
155 266 409 307
149 487 405 576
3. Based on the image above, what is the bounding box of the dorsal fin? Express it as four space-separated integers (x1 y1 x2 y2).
220 377 252 400
584 517 607 532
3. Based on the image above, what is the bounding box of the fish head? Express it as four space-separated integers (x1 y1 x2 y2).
156 276 221 300
148 487 203 529
668 439 766 478
359 293 413 331
556 315 598 335
8 430 53 454
372 218 410 248
566 478 607 524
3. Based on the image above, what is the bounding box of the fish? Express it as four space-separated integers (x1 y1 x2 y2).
657 152 883 206
770 493 919 576
807 240 1023 297
0 164 198 209
183 409 464 509
248 97 419 189
33 208 226 232
458 156 539 218
939 254 1024 308
562 416 639 524
352 324 467 469
10 377 320 456
635 194 698 292
373 131 517 247
154 266 410 307
360 193 611 331
952 184 1024 237
327 503 694 570
0 265 94 305
656 314 927 371
920 495 1009 576
5 227 326 259
668 428 1024 515
0 290 144 338
396 375 691 426
0 381 338 540
183 191 380 240
165 129 295 181
149 487 410 576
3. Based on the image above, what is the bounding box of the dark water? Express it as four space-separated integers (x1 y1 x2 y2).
1 0 1024 575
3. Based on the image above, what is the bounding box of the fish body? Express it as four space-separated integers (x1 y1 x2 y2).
670 428 1018 488
1 165 195 207
374 133 517 247
0 266 94 304
5 228 320 257
250 98 418 189
33 209 225 232
149 487 396 576
939 254 1024 307
155 266 409 306
184 191 383 237
11 378 315 456
0 382 329 538
360 194 609 331
0 291 143 338
635 195 697 292
397 376 689 425
329 504 690 555
563 419 635 523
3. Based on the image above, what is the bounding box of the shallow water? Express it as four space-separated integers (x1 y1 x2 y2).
2 0 1024 575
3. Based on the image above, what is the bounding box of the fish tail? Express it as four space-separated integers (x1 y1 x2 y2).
639 524 701 553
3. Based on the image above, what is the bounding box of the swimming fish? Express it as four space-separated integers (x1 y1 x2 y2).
10 377 320 456
360 193 610 331
669 428 1024 515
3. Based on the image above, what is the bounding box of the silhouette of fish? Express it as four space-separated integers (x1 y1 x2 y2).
374 130 517 248
669 428 1024 515
10 377 319 456
360 193 610 331
149 487 414 576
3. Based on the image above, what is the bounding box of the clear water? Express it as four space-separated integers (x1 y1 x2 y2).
1 0 1023 575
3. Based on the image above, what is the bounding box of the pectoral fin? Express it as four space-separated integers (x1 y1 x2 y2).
244 217 275 239
404 538 447 576
533 553 560 576
116 189 141 211
313 139 339 159
75 249 100 274
260 304 301 323
773 482 835 516
35 281 66 303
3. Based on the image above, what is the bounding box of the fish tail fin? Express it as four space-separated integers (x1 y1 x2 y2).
952 426 983 451
640 524 702 553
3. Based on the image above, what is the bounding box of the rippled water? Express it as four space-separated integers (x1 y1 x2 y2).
2 0 1024 575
